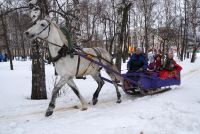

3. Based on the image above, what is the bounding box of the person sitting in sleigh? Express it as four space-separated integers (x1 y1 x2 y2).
127 47 148 72
159 52 182 80
148 54 163 72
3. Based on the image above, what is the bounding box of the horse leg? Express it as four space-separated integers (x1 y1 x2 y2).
45 76 67 117
91 72 105 105
67 78 88 111
106 71 122 103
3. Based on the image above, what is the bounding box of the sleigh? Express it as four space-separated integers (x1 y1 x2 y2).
122 71 181 95
76 52 181 96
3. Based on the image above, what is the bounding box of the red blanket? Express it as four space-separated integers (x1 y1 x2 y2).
159 64 182 79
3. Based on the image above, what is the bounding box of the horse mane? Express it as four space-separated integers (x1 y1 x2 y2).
51 21 69 47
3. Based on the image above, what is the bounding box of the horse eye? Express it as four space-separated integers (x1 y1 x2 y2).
41 23 45 27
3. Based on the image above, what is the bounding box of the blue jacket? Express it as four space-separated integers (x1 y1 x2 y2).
127 53 148 71
0 53 3 61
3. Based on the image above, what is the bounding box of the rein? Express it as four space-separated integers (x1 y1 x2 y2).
37 37 62 48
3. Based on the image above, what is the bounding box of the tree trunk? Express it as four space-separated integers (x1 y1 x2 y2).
31 43 47 99
191 47 197 63
180 0 187 61
177 19 183 59
104 19 108 51
122 12 130 63
30 0 49 99
19 19 26 59
115 2 132 71
108 18 116 55
144 10 148 54
0 13 14 70
190 0 198 63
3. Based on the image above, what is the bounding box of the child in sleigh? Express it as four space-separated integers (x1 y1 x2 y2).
159 52 182 80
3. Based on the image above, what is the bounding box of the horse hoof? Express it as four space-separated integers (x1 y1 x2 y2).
73 105 79 109
81 107 88 111
92 99 98 105
45 111 53 117
116 99 122 103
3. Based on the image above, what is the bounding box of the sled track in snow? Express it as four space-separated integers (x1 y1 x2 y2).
181 68 200 80
0 96 138 121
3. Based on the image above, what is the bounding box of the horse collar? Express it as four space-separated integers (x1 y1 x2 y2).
50 45 74 62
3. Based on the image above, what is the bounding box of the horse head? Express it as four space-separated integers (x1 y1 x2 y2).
25 17 51 40
25 17 69 50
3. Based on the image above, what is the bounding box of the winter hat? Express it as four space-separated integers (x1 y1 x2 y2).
136 47 142 51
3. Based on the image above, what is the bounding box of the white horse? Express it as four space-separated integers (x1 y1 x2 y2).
25 18 122 116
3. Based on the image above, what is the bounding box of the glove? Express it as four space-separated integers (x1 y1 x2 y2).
170 64 175 68
137 68 143 72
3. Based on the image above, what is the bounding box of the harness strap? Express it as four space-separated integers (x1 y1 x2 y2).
77 48 106 77
81 60 93 76
75 55 81 77
91 48 113 65
50 45 69 62
92 48 102 63
77 48 101 76
37 37 62 48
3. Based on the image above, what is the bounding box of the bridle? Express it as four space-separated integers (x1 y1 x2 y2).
33 19 63 48
34 19 51 40
31 19 74 62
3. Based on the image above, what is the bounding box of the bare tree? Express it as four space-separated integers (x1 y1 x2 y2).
0 9 14 70
115 0 132 71
190 0 199 62
180 0 189 61
29 0 48 99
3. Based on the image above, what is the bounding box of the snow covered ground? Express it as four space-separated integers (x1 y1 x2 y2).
0 57 200 134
